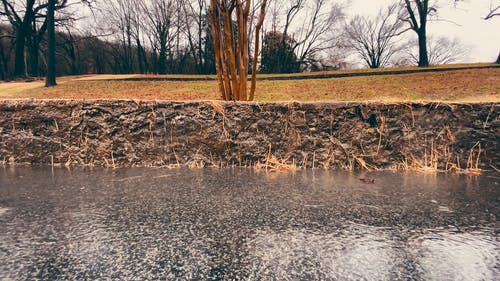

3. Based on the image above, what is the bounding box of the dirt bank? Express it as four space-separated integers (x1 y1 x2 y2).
0 100 497 171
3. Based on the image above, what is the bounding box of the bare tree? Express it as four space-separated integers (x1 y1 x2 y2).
182 0 212 74
427 37 469 64
294 0 345 70
100 0 137 73
209 0 268 101
344 4 407 68
0 0 73 78
270 0 345 71
0 24 14 80
140 0 180 74
278 0 303 70
396 36 470 66
400 0 439 67
484 3 500 19
129 1 149 74
27 9 49 77
44 0 95 86
1 0 47 77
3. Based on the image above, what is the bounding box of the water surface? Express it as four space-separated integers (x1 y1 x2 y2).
0 168 498 280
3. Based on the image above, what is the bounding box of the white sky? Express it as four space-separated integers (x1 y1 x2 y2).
346 0 500 63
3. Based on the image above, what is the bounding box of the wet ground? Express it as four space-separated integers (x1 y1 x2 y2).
0 167 498 280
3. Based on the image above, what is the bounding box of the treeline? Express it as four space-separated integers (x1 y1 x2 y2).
0 0 349 79
0 0 220 80
0 21 217 80
0 0 498 81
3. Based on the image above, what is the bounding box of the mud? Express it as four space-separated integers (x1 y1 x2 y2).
0 100 498 169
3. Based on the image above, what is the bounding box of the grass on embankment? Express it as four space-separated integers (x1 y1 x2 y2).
0 66 499 102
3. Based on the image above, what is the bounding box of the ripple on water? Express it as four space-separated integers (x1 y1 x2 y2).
409 229 499 281
0 208 215 280
0 207 9 216
245 224 396 281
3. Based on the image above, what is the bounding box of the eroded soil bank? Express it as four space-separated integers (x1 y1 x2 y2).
0 100 497 170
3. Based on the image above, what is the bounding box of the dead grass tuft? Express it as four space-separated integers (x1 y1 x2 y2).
400 141 485 174
207 101 225 117
256 153 297 172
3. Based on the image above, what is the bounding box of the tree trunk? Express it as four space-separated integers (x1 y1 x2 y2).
417 29 429 67
250 0 268 101
158 45 167 74
126 27 133 73
28 39 40 77
140 43 149 73
0 41 7 80
13 27 27 78
210 0 267 101
67 33 78 75
209 1 228 100
45 0 56 87
136 39 144 74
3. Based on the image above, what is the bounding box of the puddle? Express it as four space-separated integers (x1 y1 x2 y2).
0 167 498 280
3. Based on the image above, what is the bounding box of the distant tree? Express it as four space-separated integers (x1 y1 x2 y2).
202 16 216 74
277 0 303 71
45 0 94 86
395 36 470 66
182 0 213 74
140 0 180 74
260 31 300 73
0 24 14 80
426 37 470 65
27 9 49 77
100 0 137 73
280 0 345 71
400 0 439 67
0 0 72 78
344 4 406 68
1 0 44 78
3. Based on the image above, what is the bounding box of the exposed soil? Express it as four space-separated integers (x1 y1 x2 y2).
0 100 497 171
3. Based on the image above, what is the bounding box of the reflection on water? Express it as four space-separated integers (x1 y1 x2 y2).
247 225 499 281
247 224 396 280
0 168 498 280
410 230 499 281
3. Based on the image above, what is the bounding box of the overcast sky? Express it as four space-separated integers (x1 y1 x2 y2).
346 0 500 63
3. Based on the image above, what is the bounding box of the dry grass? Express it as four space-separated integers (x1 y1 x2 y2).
255 69 500 102
400 141 486 175
74 62 495 79
1 66 499 102
256 62 498 78
255 153 297 172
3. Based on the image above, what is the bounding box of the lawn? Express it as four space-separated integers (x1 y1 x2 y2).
0 65 499 102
